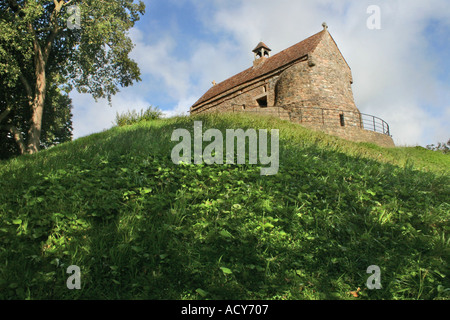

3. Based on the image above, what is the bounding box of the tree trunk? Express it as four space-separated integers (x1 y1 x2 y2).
26 24 47 154
25 1 63 154
5 124 26 155
27 65 46 154
0 107 27 154
0 107 12 124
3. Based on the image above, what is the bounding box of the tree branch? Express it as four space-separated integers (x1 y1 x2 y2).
19 73 34 103
43 1 65 63
0 107 12 125
63 0 74 7
0 124 26 154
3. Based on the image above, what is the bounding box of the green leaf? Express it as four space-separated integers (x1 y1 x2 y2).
12 219 22 225
195 288 209 297
9 283 19 289
220 267 233 275
132 246 143 253
141 187 152 194
219 229 233 238
232 204 242 210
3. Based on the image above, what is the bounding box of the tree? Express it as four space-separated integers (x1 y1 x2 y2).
426 139 450 155
0 0 145 154
0 76 73 159
0 52 73 159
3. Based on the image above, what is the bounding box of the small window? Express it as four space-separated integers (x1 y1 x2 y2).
257 96 268 108
340 114 345 127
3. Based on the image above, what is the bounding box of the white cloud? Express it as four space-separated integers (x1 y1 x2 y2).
129 28 191 99
70 0 450 146
162 96 196 118
197 0 450 146
71 90 150 139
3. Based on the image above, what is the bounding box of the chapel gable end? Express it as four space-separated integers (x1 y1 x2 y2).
311 24 354 84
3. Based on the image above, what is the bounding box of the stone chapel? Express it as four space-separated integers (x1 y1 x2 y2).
190 24 394 147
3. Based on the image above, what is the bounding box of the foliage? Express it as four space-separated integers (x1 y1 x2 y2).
427 140 450 155
0 113 448 300
0 79 73 160
0 0 145 153
114 106 163 127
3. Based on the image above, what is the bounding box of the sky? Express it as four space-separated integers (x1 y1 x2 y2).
70 0 450 147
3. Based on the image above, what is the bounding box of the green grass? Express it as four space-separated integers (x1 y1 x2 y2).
0 113 449 300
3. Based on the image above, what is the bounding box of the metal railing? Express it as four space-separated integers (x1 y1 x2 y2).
229 104 391 136
360 113 391 136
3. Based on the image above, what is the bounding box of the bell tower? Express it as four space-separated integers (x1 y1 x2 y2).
252 42 271 67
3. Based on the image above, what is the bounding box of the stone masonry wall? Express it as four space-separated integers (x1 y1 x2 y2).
301 124 396 148
190 31 395 147
193 73 280 114
274 31 360 127
307 32 357 112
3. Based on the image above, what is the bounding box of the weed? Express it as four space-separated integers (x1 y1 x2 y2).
0 113 448 300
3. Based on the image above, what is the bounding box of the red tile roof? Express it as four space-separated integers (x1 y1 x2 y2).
191 29 326 110
253 42 272 53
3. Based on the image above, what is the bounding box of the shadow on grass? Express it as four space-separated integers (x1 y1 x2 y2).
0 118 448 300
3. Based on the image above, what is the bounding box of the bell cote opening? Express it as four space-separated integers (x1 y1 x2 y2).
252 42 271 67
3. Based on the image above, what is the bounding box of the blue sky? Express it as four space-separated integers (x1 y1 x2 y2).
71 0 450 147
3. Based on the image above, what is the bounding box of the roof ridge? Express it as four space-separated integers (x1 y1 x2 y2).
269 29 325 60
191 29 327 110
253 41 272 52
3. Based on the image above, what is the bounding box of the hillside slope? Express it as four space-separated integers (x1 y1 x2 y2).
0 113 449 300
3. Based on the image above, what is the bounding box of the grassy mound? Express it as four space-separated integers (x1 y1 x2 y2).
0 113 448 300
